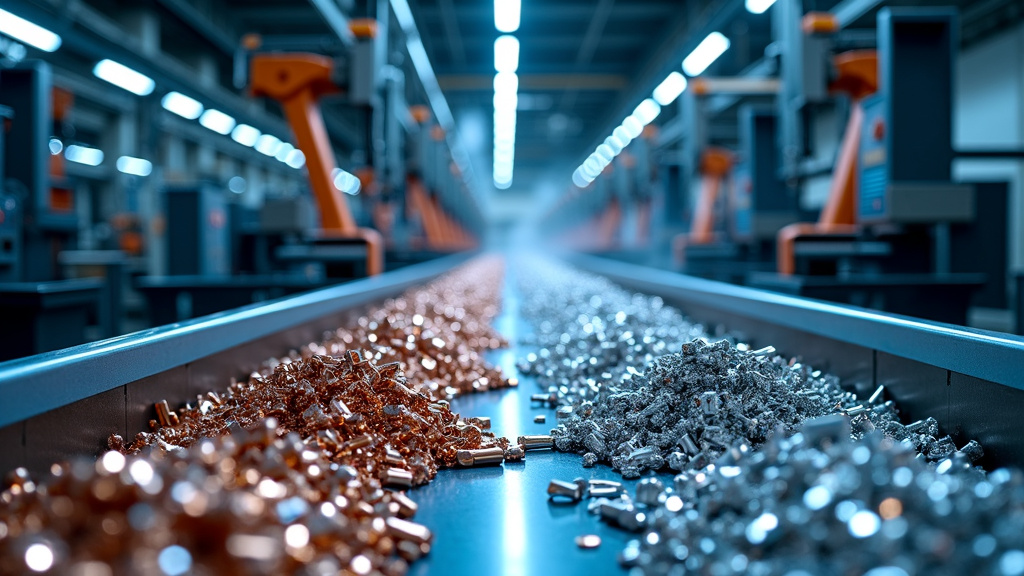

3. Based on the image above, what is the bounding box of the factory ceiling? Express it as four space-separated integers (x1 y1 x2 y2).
6 0 1024 204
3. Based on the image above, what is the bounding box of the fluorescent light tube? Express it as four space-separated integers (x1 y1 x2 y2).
231 124 261 147
653 72 688 106
65 145 104 166
116 156 153 177
494 0 521 33
746 0 777 14
494 35 520 73
199 109 236 135
632 98 661 125
255 135 282 156
161 91 203 119
682 32 730 76
0 8 62 52
93 59 155 96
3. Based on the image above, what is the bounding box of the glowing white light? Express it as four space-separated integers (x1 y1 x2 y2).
48 138 63 155
632 98 661 125
744 512 779 545
595 144 615 163
230 124 261 147
585 156 602 176
803 485 833 510
129 460 155 486
160 92 203 120
605 135 624 155
494 71 519 94
494 0 521 33
284 524 310 548
101 451 126 473
572 168 590 188
93 59 154 96
653 71 688 106
613 126 633 147
25 543 54 572
157 545 192 576
746 0 778 14
332 168 361 195
622 116 644 139
682 31 730 76
116 156 153 177
493 91 518 111
65 145 104 166
848 510 881 538
0 9 62 52
285 149 305 169
199 109 236 135
275 142 295 162
255 134 282 156
494 35 520 73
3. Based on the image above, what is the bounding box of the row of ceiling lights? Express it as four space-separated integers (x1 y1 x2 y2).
0 7 377 192
571 0 778 188
492 0 521 190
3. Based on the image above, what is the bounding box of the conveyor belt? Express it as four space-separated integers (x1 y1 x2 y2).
2 253 1024 575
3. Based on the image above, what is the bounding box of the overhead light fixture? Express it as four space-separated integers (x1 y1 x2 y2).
285 149 305 169
494 0 521 33
493 91 518 111
48 138 63 155
595 144 615 164
621 116 644 140
612 126 633 147
93 59 155 96
332 168 361 195
255 134 282 156
231 124 261 147
494 71 519 94
605 135 624 155
653 72 688 106
199 109 236 135
632 98 661 126
275 142 295 162
161 92 203 120
682 32 730 77
494 35 519 73
572 168 591 188
0 8 62 52
65 144 104 166
116 156 153 177
746 0 778 14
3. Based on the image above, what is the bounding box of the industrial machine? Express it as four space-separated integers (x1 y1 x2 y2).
745 7 1008 326
0 62 101 358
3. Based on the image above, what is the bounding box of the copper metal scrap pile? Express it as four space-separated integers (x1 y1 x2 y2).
519 258 1024 576
0 256 513 576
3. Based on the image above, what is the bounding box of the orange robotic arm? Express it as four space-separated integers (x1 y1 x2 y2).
250 53 383 275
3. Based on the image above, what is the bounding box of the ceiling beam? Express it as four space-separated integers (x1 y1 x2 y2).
155 0 238 54
559 0 616 115
436 0 466 66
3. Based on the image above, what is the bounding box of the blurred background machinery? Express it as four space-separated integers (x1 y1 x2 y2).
0 0 1021 355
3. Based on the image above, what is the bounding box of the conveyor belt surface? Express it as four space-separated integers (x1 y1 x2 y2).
3 253 1024 575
